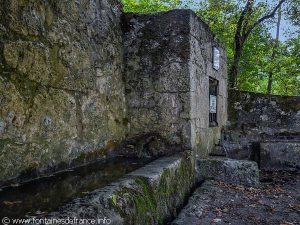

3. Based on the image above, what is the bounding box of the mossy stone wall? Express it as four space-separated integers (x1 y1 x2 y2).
0 0 126 182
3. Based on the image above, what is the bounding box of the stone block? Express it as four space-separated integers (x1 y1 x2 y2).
196 157 259 186
260 141 300 170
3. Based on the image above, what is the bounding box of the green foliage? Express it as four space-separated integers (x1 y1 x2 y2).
121 0 180 13
189 0 300 96
112 193 117 205
237 27 272 93
286 0 300 29
271 35 300 95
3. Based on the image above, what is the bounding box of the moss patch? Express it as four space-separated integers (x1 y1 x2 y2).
110 157 195 225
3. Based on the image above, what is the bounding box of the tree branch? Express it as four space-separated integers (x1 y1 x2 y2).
244 0 287 39
236 0 253 38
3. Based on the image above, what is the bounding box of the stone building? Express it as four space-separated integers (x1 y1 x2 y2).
123 10 227 157
0 0 227 184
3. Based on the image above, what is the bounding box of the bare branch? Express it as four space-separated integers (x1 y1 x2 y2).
244 0 287 39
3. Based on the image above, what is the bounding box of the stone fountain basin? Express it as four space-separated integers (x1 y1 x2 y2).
0 154 195 225
0 157 153 218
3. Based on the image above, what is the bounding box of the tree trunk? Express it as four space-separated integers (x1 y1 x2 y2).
267 71 273 94
229 45 242 88
267 2 282 94
229 34 243 88
228 0 286 90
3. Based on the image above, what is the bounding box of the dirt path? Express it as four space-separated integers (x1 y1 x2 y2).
171 171 300 225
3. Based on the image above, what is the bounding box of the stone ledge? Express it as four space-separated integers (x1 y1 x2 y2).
43 155 195 225
196 157 259 186
260 142 300 170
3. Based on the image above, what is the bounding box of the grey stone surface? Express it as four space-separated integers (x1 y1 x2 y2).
228 90 300 135
224 90 300 167
196 157 259 186
0 0 126 182
171 180 219 225
43 155 195 225
260 141 300 170
123 10 228 157
172 171 300 225
0 4 227 183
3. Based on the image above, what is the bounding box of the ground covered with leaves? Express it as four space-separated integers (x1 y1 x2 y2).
171 170 300 225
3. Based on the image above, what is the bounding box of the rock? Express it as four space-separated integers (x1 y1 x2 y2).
196 157 259 186
260 141 300 170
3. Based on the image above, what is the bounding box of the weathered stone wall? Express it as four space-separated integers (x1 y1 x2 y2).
123 11 192 149
189 13 228 156
0 5 228 183
260 142 300 170
123 10 227 156
0 0 126 182
226 90 300 168
228 90 300 136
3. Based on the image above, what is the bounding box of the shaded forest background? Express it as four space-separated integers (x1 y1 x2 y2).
121 0 300 96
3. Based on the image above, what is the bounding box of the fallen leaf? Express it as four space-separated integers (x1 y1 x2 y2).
3 200 22 205
258 200 265 205
35 210 46 215
212 218 222 223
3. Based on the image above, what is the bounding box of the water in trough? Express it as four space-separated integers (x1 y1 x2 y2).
0 157 152 218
